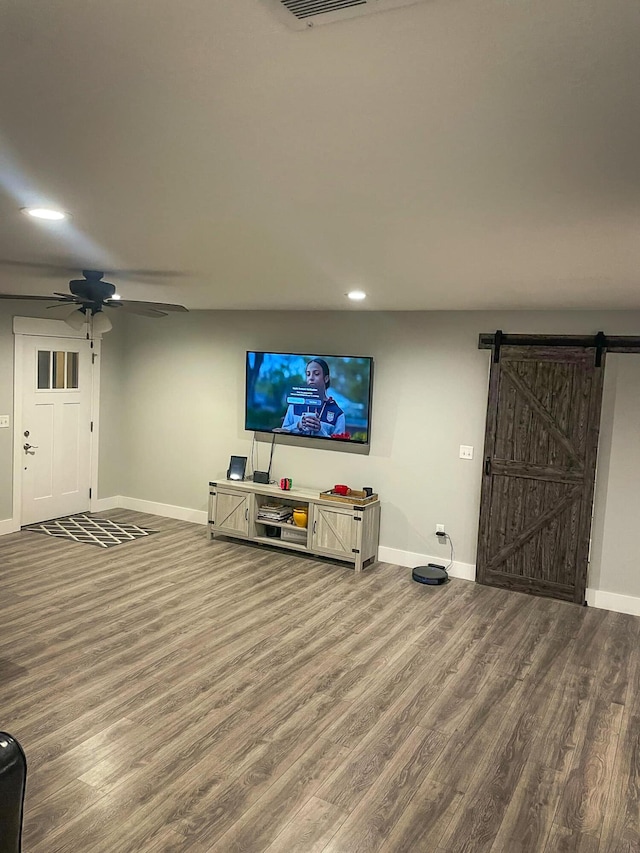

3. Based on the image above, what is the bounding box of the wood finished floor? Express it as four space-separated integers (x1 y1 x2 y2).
1 510 639 853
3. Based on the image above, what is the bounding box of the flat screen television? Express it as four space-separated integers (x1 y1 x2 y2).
245 351 373 444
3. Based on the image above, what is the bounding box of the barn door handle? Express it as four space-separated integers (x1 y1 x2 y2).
484 457 492 476
245 507 248 521
313 520 317 534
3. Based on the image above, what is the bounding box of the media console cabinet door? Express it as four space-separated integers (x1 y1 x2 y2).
213 488 249 536
312 504 357 560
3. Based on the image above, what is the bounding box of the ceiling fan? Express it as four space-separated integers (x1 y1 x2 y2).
0 260 188 332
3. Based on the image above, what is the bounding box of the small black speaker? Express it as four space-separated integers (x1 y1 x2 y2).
227 456 247 481
253 471 269 484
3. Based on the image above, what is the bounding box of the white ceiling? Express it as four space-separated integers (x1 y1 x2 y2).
1 0 639 310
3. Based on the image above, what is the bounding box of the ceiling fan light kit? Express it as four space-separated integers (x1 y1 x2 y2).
91 312 112 334
64 309 88 331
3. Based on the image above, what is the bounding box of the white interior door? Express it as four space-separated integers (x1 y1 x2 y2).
20 335 93 525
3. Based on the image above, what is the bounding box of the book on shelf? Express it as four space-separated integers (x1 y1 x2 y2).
257 504 292 522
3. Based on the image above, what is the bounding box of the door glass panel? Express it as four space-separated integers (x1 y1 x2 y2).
53 351 65 389
66 351 79 389
37 351 51 389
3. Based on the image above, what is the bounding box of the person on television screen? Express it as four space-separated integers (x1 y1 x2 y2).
280 358 346 437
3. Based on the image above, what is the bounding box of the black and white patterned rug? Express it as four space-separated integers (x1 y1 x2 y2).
23 515 158 548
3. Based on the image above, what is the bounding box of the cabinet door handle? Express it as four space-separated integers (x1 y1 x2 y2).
245 507 249 521
485 456 492 476
313 520 317 535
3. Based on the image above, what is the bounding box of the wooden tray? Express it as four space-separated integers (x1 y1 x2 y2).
319 489 378 506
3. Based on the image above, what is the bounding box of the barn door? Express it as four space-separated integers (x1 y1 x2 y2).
476 345 604 603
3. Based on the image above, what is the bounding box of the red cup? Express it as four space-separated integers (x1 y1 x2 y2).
334 484 349 496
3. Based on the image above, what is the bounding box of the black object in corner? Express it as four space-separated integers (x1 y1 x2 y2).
0 731 27 853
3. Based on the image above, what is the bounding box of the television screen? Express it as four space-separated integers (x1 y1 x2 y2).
245 352 373 444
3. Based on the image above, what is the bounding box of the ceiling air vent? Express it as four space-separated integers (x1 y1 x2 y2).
262 0 429 30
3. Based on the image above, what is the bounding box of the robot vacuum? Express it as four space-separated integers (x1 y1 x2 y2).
412 564 448 585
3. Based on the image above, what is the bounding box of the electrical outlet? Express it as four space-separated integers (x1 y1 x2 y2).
0 415 9 429
459 445 474 460
436 524 445 534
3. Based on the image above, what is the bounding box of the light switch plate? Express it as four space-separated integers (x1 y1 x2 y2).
0 415 9 429
459 445 474 460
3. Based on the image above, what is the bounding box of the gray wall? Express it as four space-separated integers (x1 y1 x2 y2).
95 317 125 499
590 355 640 597
118 309 639 595
0 305 18 520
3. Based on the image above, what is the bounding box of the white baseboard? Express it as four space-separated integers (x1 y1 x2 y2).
0 518 20 536
378 545 476 582
0 496 207 536
585 588 640 617
117 496 208 526
92 496 123 513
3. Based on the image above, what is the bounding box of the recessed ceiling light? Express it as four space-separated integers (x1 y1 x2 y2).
22 207 68 221
347 290 366 301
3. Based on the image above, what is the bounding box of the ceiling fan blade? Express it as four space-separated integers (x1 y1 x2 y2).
0 260 80 277
0 293 69 302
112 300 188 312
0 259 187 280
106 303 168 318
109 269 187 280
